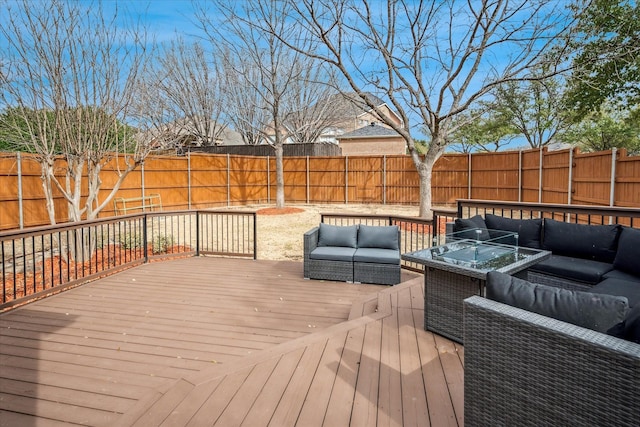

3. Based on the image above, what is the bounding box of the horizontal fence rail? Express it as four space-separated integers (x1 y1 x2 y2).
1 210 256 311
320 213 435 272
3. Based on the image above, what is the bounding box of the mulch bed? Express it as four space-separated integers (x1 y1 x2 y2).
257 207 305 215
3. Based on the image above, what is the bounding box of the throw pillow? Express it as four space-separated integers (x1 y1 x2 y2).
613 226 640 277
484 214 542 248
454 215 490 240
317 223 358 248
357 225 399 250
542 219 621 263
486 271 630 333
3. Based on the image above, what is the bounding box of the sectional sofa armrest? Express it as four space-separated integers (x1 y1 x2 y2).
303 227 320 262
463 295 640 427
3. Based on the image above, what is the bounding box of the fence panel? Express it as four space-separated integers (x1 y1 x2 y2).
541 148 570 204
385 155 420 204
616 149 640 208
2 147 640 231
469 151 520 201
432 153 469 205
308 157 347 203
572 150 615 206
347 156 384 203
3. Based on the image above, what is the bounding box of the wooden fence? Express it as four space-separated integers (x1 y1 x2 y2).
1 146 639 230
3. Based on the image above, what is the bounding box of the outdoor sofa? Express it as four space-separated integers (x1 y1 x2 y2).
463 272 640 426
303 223 401 285
453 213 640 307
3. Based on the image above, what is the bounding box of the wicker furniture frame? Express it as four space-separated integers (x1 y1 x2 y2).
464 295 640 427
403 246 550 343
303 226 401 285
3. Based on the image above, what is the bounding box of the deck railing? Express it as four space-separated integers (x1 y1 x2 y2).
432 199 640 240
320 213 434 272
1 210 256 310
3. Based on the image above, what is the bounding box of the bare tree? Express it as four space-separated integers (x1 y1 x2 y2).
262 0 580 217
195 0 333 208
134 39 226 152
0 0 151 225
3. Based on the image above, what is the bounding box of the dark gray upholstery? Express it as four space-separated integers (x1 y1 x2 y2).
604 268 640 282
317 223 358 248
528 255 614 285
613 226 640 277
542 219 621 263
486 271 629 333
608 304 640 343
592 278 640 308
353 248 399 264
484 214 542 248
357 225 399 249
453 215 490 240
308 246 356 262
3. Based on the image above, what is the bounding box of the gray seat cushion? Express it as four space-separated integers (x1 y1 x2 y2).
528 255 614 285
357 225 399 250
486 271 630 333
353 248 400 265
309 246 356 262
592 278 640 308
603 268 640 282
318 223 358 248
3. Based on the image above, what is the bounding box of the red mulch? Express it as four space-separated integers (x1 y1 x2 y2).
257 207 305 215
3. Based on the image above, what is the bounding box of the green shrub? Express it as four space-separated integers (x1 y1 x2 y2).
151 234 174 254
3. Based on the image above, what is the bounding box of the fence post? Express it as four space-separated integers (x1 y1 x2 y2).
538 148 543 203
383 155 387 205
610 147 617 207
468 152 472 199
518 150 522 202
227 153 231 207
306 156 310 204
568 147 574 205
141 162 146 210
17 152 24 229
345 156 349 204
267 156 270 204
187 152 192 210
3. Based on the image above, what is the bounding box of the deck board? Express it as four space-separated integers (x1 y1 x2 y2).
1 257 464 426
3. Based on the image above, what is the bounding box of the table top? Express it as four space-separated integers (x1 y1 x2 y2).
402 240 551 280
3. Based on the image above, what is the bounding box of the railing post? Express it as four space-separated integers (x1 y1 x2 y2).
196 211 201 256
253 213 257 259
143 214 148 263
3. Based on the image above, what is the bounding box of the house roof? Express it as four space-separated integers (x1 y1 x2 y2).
337 123 403 140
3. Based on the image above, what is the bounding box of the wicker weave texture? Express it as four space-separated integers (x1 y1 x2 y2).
354 262 400 285
527 270 595 291
464 296 640 427
425 267 483 343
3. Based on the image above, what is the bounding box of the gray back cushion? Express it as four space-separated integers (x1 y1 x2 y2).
453 215 490 240
613 226 640 277
486 271 629 333
318 223 358 248
542 219 621 263
485 214 542 249
357 225 399 250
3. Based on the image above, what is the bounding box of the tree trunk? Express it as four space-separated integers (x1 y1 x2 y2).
417 162 433 219
275 143 285 208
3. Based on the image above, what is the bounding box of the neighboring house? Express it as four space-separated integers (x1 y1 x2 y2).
337 122 406 156
141 117 243 154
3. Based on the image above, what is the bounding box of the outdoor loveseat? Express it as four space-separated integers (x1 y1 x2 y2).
463 272 640 426
303 223 401 285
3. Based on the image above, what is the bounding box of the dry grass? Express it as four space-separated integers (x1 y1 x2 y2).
229 203 421 261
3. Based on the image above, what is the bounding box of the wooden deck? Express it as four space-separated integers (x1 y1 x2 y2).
0 257 464 426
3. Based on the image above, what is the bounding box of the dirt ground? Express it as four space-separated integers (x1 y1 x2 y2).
234 203 423 261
